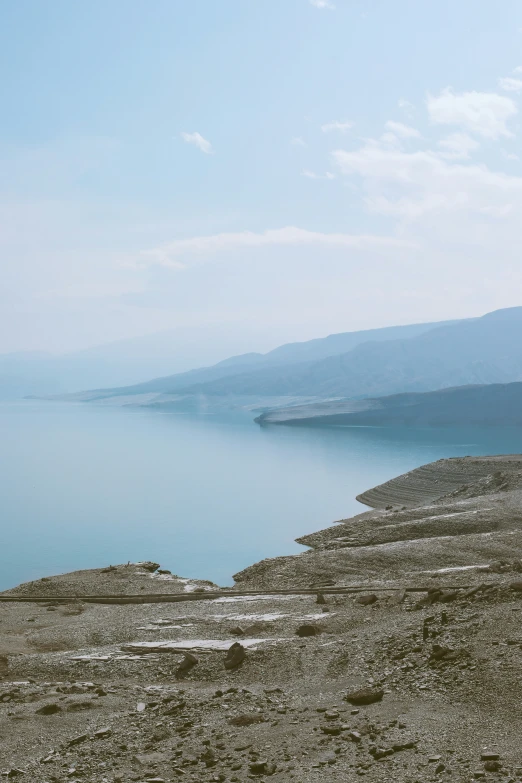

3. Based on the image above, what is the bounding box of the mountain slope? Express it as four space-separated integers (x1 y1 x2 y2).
54 317 461 401
256 381 522 427
170 306 522 399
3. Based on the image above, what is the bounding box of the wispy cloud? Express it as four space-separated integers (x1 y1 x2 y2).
139 227 411 269
498 76 522 93
384 120 421 139
437 132 480 160
426 88 517 139
321 120 354 133
291 137 307 147
309 0 335 9
180 131 213 154
302 170 336 180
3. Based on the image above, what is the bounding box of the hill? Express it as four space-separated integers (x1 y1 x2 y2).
175 307 522 400
51 317 461 402
256 381 522 427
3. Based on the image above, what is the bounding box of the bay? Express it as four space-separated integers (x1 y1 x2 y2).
2 399 522 591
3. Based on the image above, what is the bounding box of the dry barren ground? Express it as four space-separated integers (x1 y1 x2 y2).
2 455 522 783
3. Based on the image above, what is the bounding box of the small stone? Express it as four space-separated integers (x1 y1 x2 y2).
344 687 384 706
316 593 327 605
35 702 62 715
249 760 276 775
480 752 500 761
296 624 321 637
230 626 245 636
484 761 502 772
67 734 88 746
176 652 198 677
224 642 246 670
137 702 146 712
325 710 340 720
321 725 342 736
356 594 378 606
319 752 337 765
94 727 112 739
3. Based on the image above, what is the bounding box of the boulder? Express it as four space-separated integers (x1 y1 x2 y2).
344 687 384 705
356 594 378 606
35 702 62 715
224 642 246 670
296 624 321 637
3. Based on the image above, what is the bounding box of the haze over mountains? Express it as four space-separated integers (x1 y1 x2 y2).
0 324 293 399
52 316 466 404
47 306 522 423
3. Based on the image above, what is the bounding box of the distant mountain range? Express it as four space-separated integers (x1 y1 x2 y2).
49 316 467 404
51 306 522 416
256 381 522 427
0 324 292 399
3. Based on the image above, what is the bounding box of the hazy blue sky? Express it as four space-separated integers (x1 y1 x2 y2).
2 0 522 355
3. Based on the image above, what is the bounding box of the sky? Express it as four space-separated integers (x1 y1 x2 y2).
2 0 522 357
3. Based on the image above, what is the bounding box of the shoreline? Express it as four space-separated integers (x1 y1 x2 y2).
2 453 522 781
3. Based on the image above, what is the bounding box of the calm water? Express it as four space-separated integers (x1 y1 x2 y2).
3 400 522 591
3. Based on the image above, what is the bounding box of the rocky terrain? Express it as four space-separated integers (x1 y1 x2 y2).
3 455 522 782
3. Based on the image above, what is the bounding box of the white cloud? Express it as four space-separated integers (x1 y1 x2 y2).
514 66 522 74
333 141 522 219
437 132 480 160
180 131 213 154
503 150 520 161
291 137 307 147
398 98 414 112
321 120 354 133
426 88 517 139
309 0 335 8
384 120 421 139
302 170 336 179
139 227 411 269
499 76 522 93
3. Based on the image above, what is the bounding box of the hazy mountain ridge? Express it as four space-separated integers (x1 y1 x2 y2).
169 307 522 400
48 317 461 402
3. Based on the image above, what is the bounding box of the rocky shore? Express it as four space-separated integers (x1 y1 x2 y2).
2 455 522 782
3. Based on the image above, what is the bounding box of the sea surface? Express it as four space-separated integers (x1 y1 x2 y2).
3 400 522 591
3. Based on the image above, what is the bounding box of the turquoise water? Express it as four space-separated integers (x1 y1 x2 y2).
2 400 522 591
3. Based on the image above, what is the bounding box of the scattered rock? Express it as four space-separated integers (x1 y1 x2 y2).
344 687 384 705
175 652 198 678
67 733 88 746
35 702 62 715
356 594 378 606
138 562 161 572
224 642 246 670
229 714 265 726
93 727 112 739
249 760 277 775
296 624 321 637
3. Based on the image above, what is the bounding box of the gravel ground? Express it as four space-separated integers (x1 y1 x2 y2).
2 455 522 782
